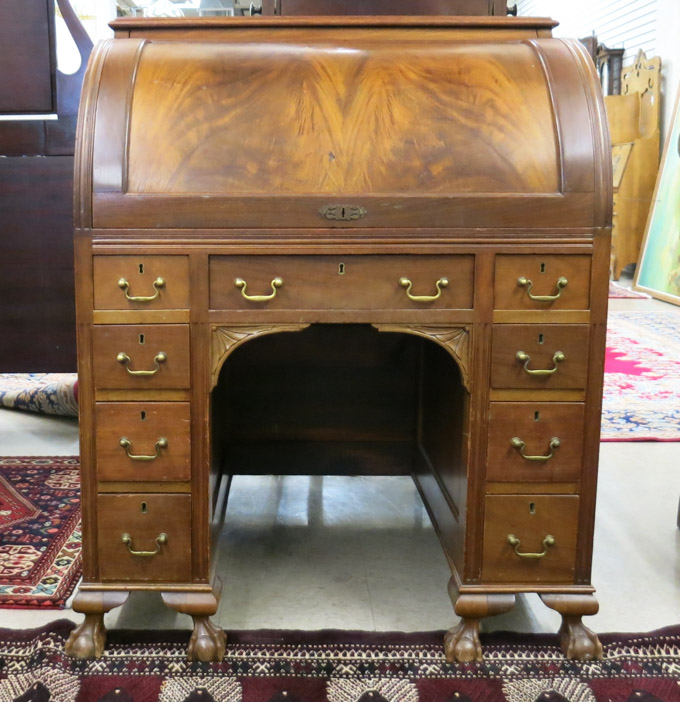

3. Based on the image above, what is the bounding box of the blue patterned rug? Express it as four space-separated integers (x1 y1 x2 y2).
0 373 78 417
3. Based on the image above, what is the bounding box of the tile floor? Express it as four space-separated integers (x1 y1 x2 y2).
1 273 679 639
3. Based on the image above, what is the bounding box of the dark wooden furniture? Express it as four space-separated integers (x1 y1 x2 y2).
258 0 511 14
66 16 611 664
0 0 92 371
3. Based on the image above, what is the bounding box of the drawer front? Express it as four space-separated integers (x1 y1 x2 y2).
97 493 191 582
486 403 584 484
209 255 474 310
494 255 591 310
482 495 579 583
93 256 190 310
92 325 190 390
96 402 191 482
491 324 589 390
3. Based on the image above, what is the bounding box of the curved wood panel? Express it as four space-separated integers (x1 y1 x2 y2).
83 23 609 229
125 42 558 196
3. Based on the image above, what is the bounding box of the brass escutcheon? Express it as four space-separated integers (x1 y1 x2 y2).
319 204 367 221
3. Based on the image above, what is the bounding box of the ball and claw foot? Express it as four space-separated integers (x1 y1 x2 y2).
559 617 603 660
188 616 227 662
65 614 107 659
444 620 483 663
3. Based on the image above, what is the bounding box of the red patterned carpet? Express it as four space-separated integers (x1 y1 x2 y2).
602 311 680 441
1 621 680 701
0 457 81 608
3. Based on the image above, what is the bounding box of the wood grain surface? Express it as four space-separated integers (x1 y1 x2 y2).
126 42 558 197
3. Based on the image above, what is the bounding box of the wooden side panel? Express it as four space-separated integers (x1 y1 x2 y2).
0 157 76 371
0 0 55 113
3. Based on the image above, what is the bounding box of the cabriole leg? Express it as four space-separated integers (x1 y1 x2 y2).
162 585 226 662
540 593 603 660
444 582 516 663
65 590 129 659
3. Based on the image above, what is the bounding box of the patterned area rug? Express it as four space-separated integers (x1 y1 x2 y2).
0 457 81 608
608 281 651 299
1 622 680 701
0 373 78 417
602 311 680 441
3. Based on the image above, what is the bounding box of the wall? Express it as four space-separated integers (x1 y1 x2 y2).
518 0 679 138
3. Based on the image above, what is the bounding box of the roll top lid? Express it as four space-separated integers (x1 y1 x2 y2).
81 27 610 229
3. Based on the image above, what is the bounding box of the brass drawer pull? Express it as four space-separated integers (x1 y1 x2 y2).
507 534 555 559
234 277 283 302
516 350 565 376
121 532 167 557
510 436 560 461
517 276 568 302
119 436 168 461
399 277 448 302
118 277 165 302
116 351 167 376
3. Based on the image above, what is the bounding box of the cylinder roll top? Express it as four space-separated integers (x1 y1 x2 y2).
78 19 610 230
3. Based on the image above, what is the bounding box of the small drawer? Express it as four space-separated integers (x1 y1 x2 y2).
486 403 584 484
491 324 589 390
494 255 591 310
482 495 579 583
92 324 190 390
209 255 474 310
93 256 189 310
96 402 191 482
97 493 191 582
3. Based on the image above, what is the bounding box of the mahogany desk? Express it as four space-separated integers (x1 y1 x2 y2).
66 16 611 663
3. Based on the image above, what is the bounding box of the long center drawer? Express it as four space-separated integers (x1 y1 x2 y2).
209 255 474 310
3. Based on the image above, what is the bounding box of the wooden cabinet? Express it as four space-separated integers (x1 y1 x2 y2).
66 16 611 665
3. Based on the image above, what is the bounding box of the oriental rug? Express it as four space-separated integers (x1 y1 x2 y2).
608 281 651 299
1 621 680 702
0 373 78 417
0 457 81 608
602 311 680 441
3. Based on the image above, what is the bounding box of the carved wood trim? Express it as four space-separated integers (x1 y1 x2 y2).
371 324 471 391
211 324 310 388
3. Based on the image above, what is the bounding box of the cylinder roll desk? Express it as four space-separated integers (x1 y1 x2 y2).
66 15 611 663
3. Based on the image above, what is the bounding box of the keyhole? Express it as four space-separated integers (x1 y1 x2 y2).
338 263 345 275
529 502 536 515
540 262 546 273
141 502 148 514
140 410 146 421
534 411 540 421
139 263 144 274
538 333 544 344
139 334 145 345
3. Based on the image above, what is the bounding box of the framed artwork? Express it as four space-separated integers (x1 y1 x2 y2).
634 86 680 304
